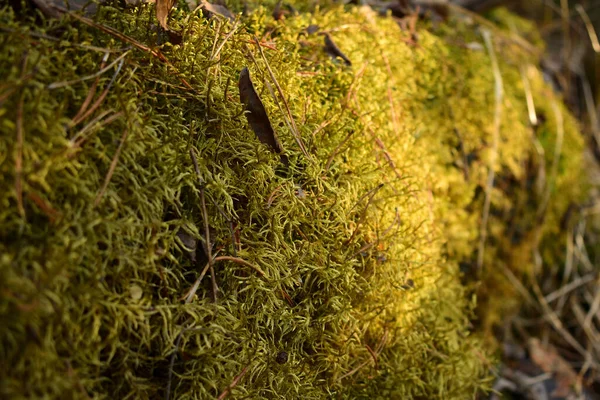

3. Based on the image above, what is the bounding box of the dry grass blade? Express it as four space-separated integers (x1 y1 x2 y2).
519 64 538 126
217 365 250 400
94 128 129 207
477 29 503 274
212 21 240 61
581 72 600 154
72 53 108 123
531 279 591 361
238 67 288 165
48 51 129 90
253 37 309 159
190 148 218 302
338 329 388 381
545 273 596 303
575 4 600 53
584 284 600 330
182 254 264 304
183 261 211 304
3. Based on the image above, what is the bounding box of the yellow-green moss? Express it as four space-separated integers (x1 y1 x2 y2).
0 2 585 399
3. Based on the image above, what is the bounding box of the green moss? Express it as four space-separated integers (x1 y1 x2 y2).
0 2 585 399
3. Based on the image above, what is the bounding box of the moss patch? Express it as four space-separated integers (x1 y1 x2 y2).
0 2 585 399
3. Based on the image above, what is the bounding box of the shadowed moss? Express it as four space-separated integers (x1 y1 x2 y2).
0 2 585 399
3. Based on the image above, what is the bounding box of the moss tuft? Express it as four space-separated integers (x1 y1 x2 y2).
0 2 585 398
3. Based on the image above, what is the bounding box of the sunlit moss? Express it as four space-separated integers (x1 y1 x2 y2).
0 2 585 399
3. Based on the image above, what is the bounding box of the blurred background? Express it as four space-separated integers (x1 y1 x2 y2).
456 1 600 399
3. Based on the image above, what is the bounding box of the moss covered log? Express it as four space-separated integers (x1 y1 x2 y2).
0 1 586 398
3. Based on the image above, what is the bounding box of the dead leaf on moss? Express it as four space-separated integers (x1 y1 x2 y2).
199 0 235 22
176 229 197 263
272 0 285 20
156 0 176 30
238 67 288 165
322 33 352 66
528 338 581 398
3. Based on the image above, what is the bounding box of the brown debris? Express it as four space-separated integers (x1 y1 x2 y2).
199 0 235 22
238 67 288 165
322 33 352 66
156 0 176 31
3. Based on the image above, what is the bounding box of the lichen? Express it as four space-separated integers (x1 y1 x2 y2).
0 2 585 399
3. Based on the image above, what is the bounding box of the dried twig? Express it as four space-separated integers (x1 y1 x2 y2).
217 365 250 400
545 273 596 303
214 256 266 277
72 53 108 123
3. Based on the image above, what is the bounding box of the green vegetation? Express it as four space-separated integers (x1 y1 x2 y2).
0 2 586 398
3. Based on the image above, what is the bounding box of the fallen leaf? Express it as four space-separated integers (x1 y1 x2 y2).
176 229 197 263
272 0 285 20
199 0 235 22
156 0 176 30
238 67 288 165
323 33 351 66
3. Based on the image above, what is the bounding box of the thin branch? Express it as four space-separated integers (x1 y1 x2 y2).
214 256 266 277
575 4 600 53
47 51 130 89
190 148 218 303
217 365 250 400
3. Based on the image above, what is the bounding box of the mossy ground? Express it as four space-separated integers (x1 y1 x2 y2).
0 1 586 399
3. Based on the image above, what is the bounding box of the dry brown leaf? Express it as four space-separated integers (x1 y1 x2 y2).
199 0 235 22
528 338 581 398
323 33 352 66
238 67 288 165
156 0 176 30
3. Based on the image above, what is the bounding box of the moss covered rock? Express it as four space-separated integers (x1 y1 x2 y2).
0 2 585 398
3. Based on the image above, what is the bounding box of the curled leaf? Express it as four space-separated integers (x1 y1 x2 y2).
238 67 288 165
199 0 235 22
176 229 197 263
323 33 351 66
272 0 285 20
156 0 176 30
